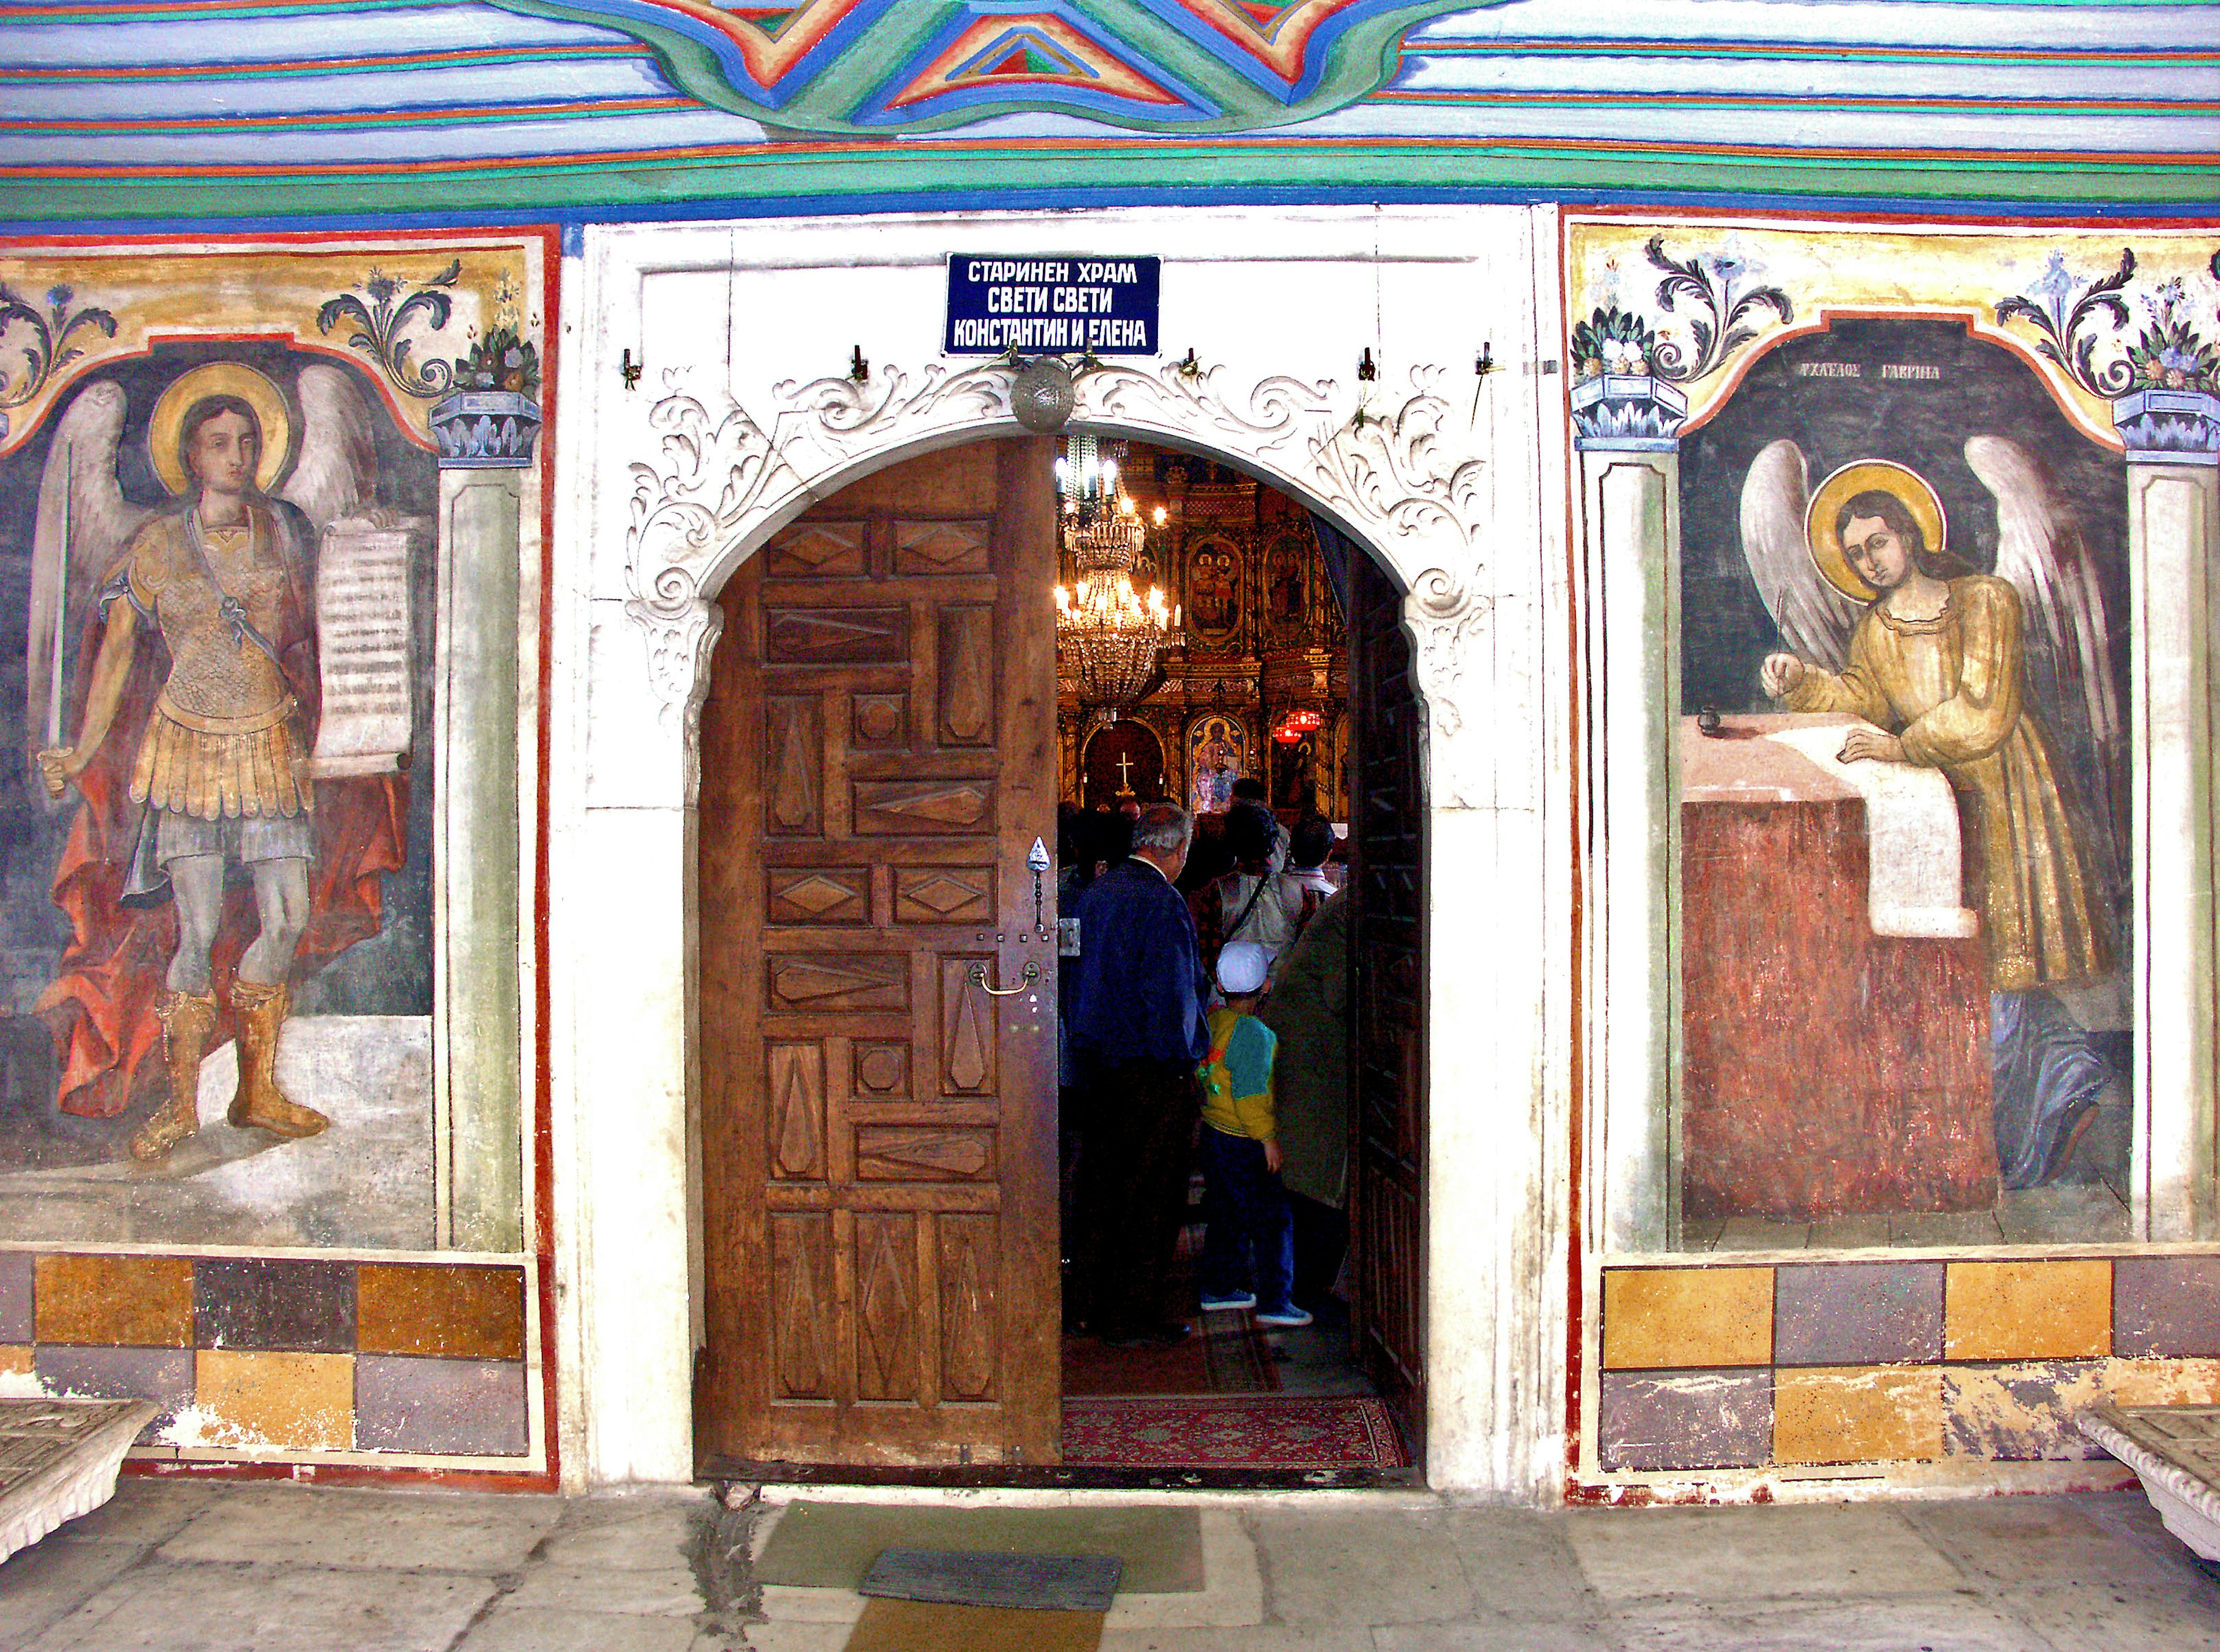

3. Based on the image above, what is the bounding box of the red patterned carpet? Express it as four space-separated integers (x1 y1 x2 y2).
1061 1396 1411 1470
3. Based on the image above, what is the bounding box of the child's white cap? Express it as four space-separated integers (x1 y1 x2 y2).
1217 941 1270 995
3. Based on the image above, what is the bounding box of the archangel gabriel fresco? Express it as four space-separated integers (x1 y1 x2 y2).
0 239 543 1252
1564 222 2220 1243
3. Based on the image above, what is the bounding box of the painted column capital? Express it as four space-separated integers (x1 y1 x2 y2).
2114 389 2220 466
1571 374 1688 453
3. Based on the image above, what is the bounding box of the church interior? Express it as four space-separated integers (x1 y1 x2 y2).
1047 436 1387 1454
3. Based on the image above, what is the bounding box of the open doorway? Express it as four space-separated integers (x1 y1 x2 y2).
1053 438 1423 1481
691 432 1424 1485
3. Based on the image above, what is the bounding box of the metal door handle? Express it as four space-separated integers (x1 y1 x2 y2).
968 960 1038 997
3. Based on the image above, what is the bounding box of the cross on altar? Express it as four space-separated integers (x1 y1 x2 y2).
1115 752 1136 797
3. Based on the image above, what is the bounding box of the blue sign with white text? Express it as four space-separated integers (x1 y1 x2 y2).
944 254 1160 357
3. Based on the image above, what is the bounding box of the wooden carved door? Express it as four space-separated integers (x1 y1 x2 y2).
697 438 1061 1469
1348 549 1427 1461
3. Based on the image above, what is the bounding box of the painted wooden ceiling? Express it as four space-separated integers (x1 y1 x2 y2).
4 0 2217 222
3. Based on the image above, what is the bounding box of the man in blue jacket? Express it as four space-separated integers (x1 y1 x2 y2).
1068 800 1212 1348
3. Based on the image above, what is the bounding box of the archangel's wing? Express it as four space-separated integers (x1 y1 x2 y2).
1964 433 2127 883
1740 438 1858 672
278 362 380 531
27 381 150 751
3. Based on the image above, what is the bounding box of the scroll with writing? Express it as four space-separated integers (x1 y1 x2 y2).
305 515 425 777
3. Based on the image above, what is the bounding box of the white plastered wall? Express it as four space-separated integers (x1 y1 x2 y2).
549 206 1576 1498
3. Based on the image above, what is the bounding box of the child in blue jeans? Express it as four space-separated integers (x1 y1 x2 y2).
1196 941 1312 1328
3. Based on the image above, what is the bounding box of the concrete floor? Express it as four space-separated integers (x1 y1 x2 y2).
1 1478 2215 1650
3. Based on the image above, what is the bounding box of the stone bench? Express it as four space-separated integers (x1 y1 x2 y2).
2078 1403 2220 1562
0 1397 159 1564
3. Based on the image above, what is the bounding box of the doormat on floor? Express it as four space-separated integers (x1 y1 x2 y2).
842 1598 1104 1652
1061 1395 1411 1470
862 1548 1122 1612
755 1503 1204 1593
1061 1310 1276 1397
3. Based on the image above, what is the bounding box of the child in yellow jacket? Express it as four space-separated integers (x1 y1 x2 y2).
1196 942 1311 1328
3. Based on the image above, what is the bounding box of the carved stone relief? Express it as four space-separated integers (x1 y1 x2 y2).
624 354 1505 808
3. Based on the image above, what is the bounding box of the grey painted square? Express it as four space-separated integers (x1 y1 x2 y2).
32 1346 194 1435
1599 1370 1773 1472
354 1354 528 1456
194 1257 356 1353
1774 1261 1943 1366
0 1250 29 1343
2114 1255 2220 1357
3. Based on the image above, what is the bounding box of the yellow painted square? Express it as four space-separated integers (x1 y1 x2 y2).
1775 1365 1944 1464
1601 1266 1773 1369
193 1351 353 1453
1946 1260 2111 1361
34 1254 193 1347
0 1346 29 1376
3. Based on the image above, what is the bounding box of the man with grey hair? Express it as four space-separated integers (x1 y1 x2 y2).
1068 799 1211 1348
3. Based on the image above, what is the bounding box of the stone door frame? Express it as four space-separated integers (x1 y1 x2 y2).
551 206 1575 1497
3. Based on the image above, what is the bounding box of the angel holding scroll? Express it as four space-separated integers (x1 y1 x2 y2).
1748 446 2123 1189
28 361 406 1164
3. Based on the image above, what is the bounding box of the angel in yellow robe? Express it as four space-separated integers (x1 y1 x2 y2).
1763 483 2115 1186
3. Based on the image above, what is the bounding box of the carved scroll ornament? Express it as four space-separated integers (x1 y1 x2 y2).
624 354 1504 807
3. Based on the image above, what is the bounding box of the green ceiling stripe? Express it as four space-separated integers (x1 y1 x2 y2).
4 142 2208 223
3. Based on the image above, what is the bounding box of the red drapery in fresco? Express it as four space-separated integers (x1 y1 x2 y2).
34 600 407 1120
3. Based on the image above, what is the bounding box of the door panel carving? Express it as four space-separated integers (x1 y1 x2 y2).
768 868 869 925
770 1213 834 1401
765 698 823 835
896 519 992 575
698 439 1061 1469
767 954 909 1013
766 606 910 664
893 867 995 925
853 778 995 833
768 521 867 579
857 1125 996 1181
938 607 994 744
852 693 908 748
939 1215 1000 1402
768 1042 826 1181
854 1212 920 1401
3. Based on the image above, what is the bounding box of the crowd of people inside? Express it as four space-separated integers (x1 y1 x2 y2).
1057 791 1351 1351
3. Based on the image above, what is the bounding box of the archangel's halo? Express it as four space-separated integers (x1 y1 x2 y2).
148 362 296 498
1805 458 1949 603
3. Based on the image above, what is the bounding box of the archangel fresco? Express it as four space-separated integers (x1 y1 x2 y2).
0 343 439 1246
1678 318 2132 1227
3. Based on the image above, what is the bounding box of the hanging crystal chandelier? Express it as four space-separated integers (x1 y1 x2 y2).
1054 440 1176 720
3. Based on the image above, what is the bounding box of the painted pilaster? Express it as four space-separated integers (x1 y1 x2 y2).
432 423 531 1253
2124 432 2219 1242
1575 376 1686 1254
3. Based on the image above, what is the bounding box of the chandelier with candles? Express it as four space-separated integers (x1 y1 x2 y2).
1054 438 1176 720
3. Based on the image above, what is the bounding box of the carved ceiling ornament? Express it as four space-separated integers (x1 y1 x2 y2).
623 353 1500 806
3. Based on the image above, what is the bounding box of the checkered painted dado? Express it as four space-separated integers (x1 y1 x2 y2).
1594 1255 2220 1475
0 1252 531 1462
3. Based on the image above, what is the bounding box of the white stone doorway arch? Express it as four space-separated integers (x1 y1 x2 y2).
551 207 1574 1499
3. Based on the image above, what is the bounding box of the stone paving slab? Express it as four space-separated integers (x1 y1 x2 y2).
156 1481 567 1573
0 1480 2215 1651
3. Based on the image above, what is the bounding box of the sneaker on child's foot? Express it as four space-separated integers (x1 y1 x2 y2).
1255 1305 1314 1328
1200 1291 1258 1312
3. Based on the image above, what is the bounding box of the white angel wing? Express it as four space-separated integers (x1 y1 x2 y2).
1964 433 2127 882
1740 438 1858 672
27 381 150 751
278 362 380 531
